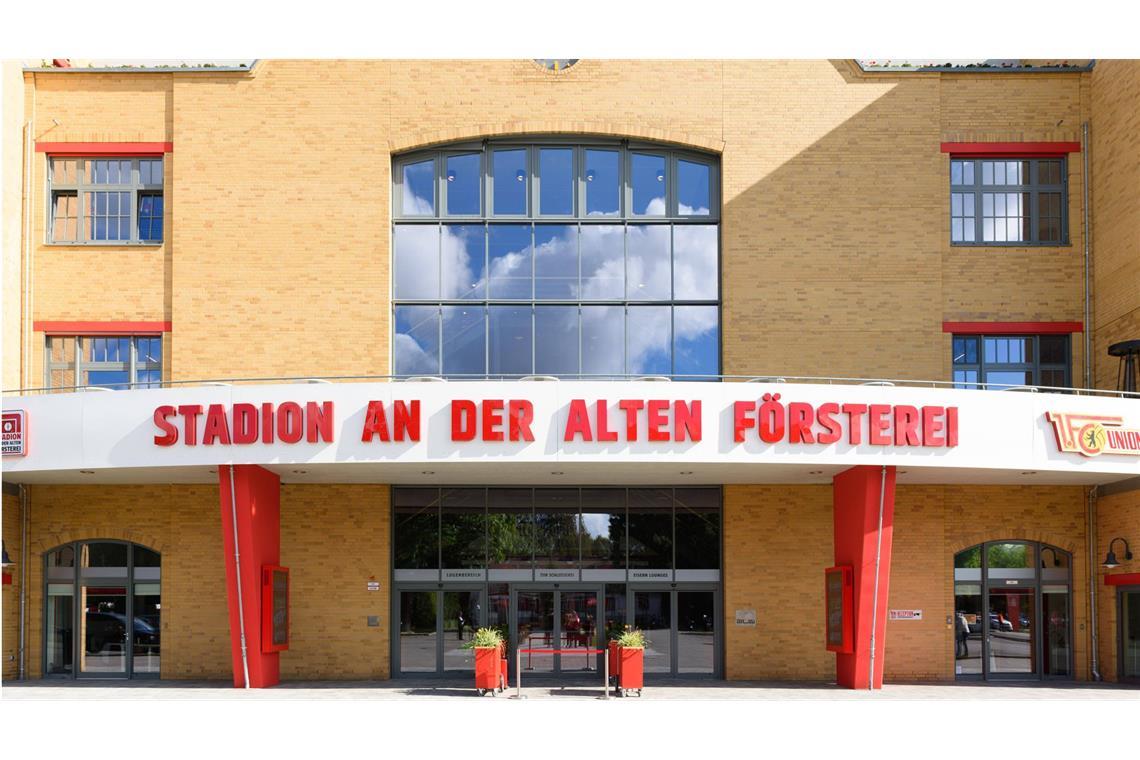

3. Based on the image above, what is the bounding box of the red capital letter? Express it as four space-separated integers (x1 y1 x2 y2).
841 403 867 445
922 406 945 447
788 402 815 444
482 399 505 442
816 403 842 444
361 400 390 442
564 399 593 442
733 401 755 443
306 401 334 443
618 400 644 440
893 405 920 446
277 402 304 444
674 400 701 442
596 401 618 442
153 405 178 446
177 404 202 446
508 400 535 442
232 403 258 444
646 399 670 442
394 400 421 442
202 403 232 446
868 404 891 446
946 407 958 448
451 400 477 441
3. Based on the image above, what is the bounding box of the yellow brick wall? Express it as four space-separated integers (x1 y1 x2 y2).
724 483 1089 683
16 60 1101 388
18 482 391 681
1090 61 1140 391
1095 488 1140 682
2 490 21 679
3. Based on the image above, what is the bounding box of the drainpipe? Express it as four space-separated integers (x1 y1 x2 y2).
1082 121 1092 391
18 485 28 680
867 464 887 690
22 117 32 389
228 465 251 688
1088 486 1101 681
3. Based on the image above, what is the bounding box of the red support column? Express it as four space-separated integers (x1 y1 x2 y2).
219 464 281 688
832 464 896 689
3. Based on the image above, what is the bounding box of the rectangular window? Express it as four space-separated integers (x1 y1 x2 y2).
45 335 163 391
952 334 1070 390
950 158 1067 245
48 157 164 244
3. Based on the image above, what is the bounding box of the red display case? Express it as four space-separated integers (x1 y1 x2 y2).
261 565 290 653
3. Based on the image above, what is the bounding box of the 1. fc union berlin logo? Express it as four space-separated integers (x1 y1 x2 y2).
1046 412 1140 457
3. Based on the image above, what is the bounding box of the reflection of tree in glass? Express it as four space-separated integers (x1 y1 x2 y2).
487 512 530 567
534 511 579 563
441 511 484 567
955 546 982 569
987 544 1029 568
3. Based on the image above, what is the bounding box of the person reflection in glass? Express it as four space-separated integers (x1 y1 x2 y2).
956 611 970 658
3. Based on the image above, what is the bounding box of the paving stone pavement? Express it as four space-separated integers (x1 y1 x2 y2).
4 678 1138 700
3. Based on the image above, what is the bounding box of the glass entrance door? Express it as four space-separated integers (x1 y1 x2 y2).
986 586 1036 677
79 585 128 676
1121 587 1140 683
397 588 485 675
511 587 600 675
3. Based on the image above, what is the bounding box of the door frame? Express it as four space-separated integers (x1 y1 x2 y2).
983 580 1039 682
1118 585 1140 684
392 583 486 676
510 583 603 676
629 583 722 678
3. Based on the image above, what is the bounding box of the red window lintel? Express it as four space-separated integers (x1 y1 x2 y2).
36 142 173 157
34 320 171 335
941 141 1080 158
942 321 1083 335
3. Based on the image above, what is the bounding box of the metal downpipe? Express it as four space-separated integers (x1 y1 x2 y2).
228 465 251 689
868 464 887 690
18 484 29 680
1088 485 1101 681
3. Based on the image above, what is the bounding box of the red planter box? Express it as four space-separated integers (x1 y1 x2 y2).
475 647 503 691
608 641 622 679
619 647 643 690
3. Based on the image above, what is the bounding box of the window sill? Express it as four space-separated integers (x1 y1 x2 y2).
43 242 164 248
949 242 1073 249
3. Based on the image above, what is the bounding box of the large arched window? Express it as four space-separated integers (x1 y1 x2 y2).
44 540 161 679
392 139 720 379
952 541 1071 681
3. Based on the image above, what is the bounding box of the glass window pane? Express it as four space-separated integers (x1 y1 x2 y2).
395 490 439 569
394 305 441 376
580 224 624 299
1039 335 1067 365
488 305 532 377
631 153 667 216
488 224 533 299
133 583 161 674
487 488 533 568
673 225 718 300
1039 160 1062 185
534 305 579 377
538 148 573 215
444 153 480 215
675 488 720 569
963 161 974 185
441 224 485 300
492 149 527 215
394 225 440 299
677 159 711 216
441 306 486 378
52 159 78 184
673 305 719 379
951 219 963 242
626 225 671 300
584 149 620 216
402 158 435 215
635 590 672 673
627 305 672 376
987 542 1035 569
82 370 130 390
534 224 578 299
986 370 1032 388
628 488 672 569
46 583 74 675
581 489 625 569
534 488 579 566
441 488 485 568
399 591 439 672
581 305 624 377
677 591 715 673
80 585 128 674
134 546 161 567
951 161 963 185
444 591 481 670
951 194 963 217
954 583 983 676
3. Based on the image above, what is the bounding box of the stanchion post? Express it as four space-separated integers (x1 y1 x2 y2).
514 646 523 699
603 647 610 700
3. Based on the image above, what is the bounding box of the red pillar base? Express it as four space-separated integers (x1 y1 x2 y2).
219 464 281 688
833 465 896 690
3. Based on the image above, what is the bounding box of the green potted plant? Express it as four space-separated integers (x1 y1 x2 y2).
464 627 506 696
616 628 645 696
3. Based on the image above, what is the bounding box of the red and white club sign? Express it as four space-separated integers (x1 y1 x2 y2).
2 410 27 457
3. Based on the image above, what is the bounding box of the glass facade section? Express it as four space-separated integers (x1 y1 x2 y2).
952 334 1070 390
950 157 1067 245
393 140 720 379
45 335 163 391
49 157 164 244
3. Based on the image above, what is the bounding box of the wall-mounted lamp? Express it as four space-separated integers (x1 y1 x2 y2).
1040 546 1061 568
1103 537 1133 569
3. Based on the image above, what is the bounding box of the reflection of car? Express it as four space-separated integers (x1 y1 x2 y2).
1019 614 1031 629
989 613 1014 632
85 612 159 653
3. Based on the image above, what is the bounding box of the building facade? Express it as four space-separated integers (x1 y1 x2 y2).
2 59 1139 688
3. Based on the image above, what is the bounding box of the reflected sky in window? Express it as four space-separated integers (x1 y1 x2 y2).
489 225 532 299
580 225 624 299
585 149 620 216
582 305 624 377
395 225 440 299
535 306 579 376
441 225 485 300
445 153 480 215
678 159 711 216
403 159 435 215
673 305 718 378
631 153 666 215
673 225 718 300
539 148 574 215
442 306 486 377
492 149 527 215
626 225 671 300
628 306 671 375
489 306 532 377
534 225 578 298
394 305 440 375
